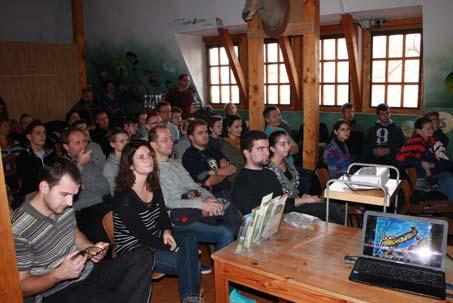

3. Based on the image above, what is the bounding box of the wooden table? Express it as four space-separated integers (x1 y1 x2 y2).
212 223 453 303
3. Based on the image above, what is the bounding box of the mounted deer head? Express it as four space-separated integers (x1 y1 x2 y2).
242 0 289 37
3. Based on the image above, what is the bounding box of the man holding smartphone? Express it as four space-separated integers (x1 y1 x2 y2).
11 158 154 303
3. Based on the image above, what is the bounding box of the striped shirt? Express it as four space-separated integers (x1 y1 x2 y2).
112 188 172 254
12 200 93 301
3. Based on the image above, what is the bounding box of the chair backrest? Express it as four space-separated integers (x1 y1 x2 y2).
102 211 114 243
315 168 330 192
405 167 417 195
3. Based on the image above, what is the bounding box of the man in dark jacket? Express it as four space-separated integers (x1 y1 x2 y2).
363 103 405 166
425 111 449 148
342 103 365 162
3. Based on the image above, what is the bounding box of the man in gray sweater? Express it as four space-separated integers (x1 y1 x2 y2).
150 126 234 251
62 127 111 243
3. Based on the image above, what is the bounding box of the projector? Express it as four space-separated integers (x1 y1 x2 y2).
349 167 390 186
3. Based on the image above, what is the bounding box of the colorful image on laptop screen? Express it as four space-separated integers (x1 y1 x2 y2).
363 214 445 269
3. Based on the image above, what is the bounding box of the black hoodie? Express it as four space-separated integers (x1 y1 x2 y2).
363 120 405 164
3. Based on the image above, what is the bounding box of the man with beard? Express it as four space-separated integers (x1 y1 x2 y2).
231 131 344 224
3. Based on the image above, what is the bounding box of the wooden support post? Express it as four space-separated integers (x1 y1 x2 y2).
302 0 320 169
0 156 23 303
247 17 265 131
72 0 87 90
342 14 361 110
278 37 300 102
218 28 248 101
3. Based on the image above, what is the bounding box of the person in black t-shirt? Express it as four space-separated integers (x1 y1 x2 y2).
182 119 236 198
231 130 344 224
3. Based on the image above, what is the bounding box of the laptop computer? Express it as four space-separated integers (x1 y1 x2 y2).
349 211 448 300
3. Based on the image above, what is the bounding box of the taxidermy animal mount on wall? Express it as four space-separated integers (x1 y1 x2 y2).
242 0 290 37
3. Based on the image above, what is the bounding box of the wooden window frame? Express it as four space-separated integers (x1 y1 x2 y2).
319 34 351 111
263 39 294 110
205 43 242 109
362 18 423 115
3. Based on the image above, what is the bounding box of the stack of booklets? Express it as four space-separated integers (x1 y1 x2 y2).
236 193 287 252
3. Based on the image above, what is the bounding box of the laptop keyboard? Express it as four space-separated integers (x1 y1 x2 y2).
355 258 444 287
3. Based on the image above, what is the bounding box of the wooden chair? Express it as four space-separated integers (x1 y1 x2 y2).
314 168 364 227
102 211 165 280
405 168 453 214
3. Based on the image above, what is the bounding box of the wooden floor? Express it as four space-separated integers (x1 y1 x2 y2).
150 247 279 303
150 272 280 303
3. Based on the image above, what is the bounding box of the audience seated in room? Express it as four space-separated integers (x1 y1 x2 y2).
90 111 111 156
122 116 139 140
62 127 111 243
142 110 163 141
263 106 298 163
173 119 192 160
100 80 124 127
425 111 449 148
103 128 129 196
207 115 223 152
341 103 365 162
182 119 236 200
231 130 344 224
323 119 352 179
0 117 23 193
16 120 55 197
171 106 184 137
10 113 33 146
112 141 202 303
72 119 106 171
156 101 180 142
150 126 236 249
11 158 153 303
65 110 81 127
363 103 405 166
396 117 453 201
266 130 345 224
71 88 97 126
224 102 248 132
220 115 244 183
136 108 149 140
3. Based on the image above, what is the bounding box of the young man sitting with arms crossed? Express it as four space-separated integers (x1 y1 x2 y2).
182 119 236 200
11 158 154 303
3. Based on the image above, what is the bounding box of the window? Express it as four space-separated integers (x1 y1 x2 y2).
264 42 291 105
370 31 422 109
319 37 350 106
207 45 240 104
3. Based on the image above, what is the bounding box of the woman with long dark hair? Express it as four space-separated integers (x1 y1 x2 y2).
267 130 345 224
322 119 351 178
113 140 201 303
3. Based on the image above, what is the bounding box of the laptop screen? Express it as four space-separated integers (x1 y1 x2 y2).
362 212 447 271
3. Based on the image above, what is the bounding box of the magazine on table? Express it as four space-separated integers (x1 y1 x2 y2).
236 193 287 251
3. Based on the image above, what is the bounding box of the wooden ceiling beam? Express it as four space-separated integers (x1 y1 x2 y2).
218 27 248 102
278 36 300 102
342 14 362 110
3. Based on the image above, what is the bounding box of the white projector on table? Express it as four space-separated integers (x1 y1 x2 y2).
349 167 390 186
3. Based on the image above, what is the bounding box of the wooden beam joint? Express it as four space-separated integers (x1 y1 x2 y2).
218 28 248 101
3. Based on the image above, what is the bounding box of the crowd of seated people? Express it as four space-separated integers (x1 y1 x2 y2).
3 76 453 302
